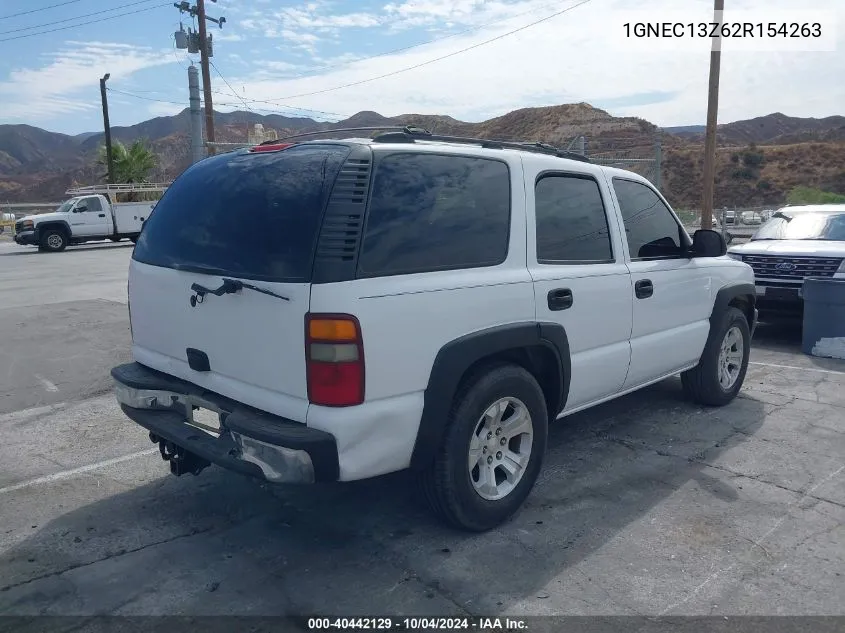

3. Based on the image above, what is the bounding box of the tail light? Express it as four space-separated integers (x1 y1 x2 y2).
305 314 364 407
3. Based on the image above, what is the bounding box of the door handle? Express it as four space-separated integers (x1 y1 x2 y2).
547 288 573 311
98 214 106 217
634 279 653 299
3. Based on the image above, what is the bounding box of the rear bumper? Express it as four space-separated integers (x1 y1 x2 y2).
13 230 37 245
111 362 339 483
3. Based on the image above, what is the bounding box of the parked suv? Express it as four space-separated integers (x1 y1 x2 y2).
112 128 757 531
728 204 845 318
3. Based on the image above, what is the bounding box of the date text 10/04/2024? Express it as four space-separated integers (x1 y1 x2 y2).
307 617 528 631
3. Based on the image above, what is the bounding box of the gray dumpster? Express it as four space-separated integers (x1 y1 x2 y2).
802 277 845 360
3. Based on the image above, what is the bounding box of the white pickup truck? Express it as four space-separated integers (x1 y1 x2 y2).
13 183 167 252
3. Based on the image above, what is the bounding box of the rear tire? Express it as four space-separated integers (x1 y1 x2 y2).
682 306 750 406
421 363 548 532
40 229 67 252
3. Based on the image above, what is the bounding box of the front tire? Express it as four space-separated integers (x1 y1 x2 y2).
421 363 548 532
40 229 67 252
682 306 750 406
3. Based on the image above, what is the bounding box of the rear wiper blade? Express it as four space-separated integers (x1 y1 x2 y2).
226 278 290 301
190 278 289 306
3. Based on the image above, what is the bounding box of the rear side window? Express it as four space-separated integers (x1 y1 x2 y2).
535 174 613 263
133 144 350 282
358 153 510 277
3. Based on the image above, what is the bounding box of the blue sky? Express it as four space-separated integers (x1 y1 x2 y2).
0 0 843 135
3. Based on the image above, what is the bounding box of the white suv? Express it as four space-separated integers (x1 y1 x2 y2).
112 128 757 531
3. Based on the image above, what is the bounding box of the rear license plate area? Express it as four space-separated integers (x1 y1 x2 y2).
188 407 222 436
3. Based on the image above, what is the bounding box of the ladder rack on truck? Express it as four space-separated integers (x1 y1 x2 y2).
66 182 170 198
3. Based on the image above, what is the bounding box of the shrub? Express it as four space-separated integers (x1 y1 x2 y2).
786 186 845 205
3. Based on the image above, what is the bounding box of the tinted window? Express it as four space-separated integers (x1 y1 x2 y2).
535 174 612 263
358 153 510 276
133 144 349 282
613 178 686 260
85 197 102 212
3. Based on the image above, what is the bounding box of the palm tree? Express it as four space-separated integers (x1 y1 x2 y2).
97 139 158 201
98 139 158 183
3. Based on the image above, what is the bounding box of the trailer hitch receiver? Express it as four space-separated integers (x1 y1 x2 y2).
151 433 210 476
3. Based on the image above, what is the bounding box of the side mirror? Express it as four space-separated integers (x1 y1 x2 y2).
691 229 727 258
75 206 88 213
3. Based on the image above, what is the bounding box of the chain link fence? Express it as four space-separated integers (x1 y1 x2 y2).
566 134 662 188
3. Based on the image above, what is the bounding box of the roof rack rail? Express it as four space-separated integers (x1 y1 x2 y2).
371 127 591 163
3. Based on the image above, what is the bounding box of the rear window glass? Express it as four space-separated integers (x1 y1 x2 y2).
358 152 511 277
133 144 350 282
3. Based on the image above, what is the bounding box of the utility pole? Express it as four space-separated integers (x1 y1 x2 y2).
196 0 215 155
701 0 724 230
99 73 115 184
174 0 225 155
654 132 662 190
188 65 205 163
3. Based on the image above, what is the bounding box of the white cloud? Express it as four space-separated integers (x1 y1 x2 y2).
146 102 186 118
279 29 322 53
6 0 843 132
216 32 245 42
219 0 844 126
239 1 384 38
0 42 176 121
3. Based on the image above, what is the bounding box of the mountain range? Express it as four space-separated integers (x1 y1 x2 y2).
2 104 844 209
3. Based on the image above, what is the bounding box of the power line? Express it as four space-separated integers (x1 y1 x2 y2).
209 59 254 113
247 0 595 103
0 0 161 35
0 0 84 20
203 0 556 113
107 87 185 106
0 3 170 42
209 89 346 119
216 0 583 110
108 86 347 120
262 0 566 86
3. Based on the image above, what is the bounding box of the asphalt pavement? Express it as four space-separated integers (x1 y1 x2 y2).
0 239 843 618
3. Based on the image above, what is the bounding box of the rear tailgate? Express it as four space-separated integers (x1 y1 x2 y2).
129 143 351 421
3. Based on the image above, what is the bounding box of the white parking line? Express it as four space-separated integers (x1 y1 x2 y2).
750 361 845 376
0 448 158 495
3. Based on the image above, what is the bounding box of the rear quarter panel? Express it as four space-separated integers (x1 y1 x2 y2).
306 154 534 479
309 151 534 402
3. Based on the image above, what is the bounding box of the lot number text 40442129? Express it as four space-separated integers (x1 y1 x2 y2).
307 617 528 631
